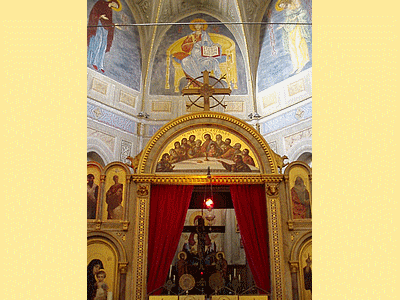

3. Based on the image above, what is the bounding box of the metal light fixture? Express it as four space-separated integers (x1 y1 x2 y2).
248 112 261 120
203 167 216 224
137 112 150 118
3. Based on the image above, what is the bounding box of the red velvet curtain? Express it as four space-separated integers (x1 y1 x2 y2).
147 185 193 295
230 184 271 293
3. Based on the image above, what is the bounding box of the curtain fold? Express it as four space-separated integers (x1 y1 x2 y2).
147 185 193 295
230 184 271 293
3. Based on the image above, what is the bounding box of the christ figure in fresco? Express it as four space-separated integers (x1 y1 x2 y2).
173 18 223 80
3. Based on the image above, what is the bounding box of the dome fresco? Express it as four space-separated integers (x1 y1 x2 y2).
87 0 142 91
150 14 248 96
257 0 312 92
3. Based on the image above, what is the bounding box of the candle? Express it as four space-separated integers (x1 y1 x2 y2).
229 274 232 281
238 274 241 282
234 268 236 277
173 275 175 282
169 265 172 278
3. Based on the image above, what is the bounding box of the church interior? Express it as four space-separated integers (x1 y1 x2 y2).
87 1 312 300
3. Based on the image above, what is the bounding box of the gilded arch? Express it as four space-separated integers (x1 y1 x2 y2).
137 112 279 175
128 112 289 300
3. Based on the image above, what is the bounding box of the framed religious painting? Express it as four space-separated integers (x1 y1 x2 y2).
285 162 312 230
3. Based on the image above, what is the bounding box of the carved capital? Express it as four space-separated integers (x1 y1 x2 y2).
266 183 279 196
289 261 299 273
122 221 129 231
137 184 149 197
119 262 129 274
95 220 102 230
100 175 106 182
287 220 294 230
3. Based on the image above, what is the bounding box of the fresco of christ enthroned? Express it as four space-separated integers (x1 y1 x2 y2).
165 19 238 92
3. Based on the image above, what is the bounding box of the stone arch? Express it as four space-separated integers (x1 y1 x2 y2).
87 137 115 166
287 139 312 164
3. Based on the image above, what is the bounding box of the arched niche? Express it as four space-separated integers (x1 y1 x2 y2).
137 112 280 175
289 232 312 300
87 231 129 300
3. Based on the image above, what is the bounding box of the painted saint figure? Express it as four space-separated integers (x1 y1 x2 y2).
215 251 228 280
291 176 311 219
87 174 99 219
106 175 124 219
176 18 223 80
218 154 252 172
156 153 175 172
87 0 122 73
276 0 311 74
303 254 312 293
87 259 104 300
176 251 188 281
242 149 256 166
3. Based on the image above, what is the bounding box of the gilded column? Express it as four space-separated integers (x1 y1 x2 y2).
132 182 150 300
265 182 286 300
289 262 299 300
119 262 129 300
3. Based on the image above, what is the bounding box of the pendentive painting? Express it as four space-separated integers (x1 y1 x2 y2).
102 166 126 221
87 0 142 91
289 165 312 219
155 127 260 174
258 0 312 92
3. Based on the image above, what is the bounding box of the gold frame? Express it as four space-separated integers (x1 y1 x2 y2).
130 112 287 300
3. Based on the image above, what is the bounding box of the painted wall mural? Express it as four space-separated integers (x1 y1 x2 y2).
155 127 259 173
150 14 248 95
257 0 312 92
87 0 141 91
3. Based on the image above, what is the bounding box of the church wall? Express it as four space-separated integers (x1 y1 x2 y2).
261 102 312 164
87 96 141 165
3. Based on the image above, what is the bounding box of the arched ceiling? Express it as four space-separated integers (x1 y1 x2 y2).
88 0 312 122
127 0 272 105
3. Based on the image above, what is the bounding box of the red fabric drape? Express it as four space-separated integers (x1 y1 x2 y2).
230 184 271 293
147 185 193 295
